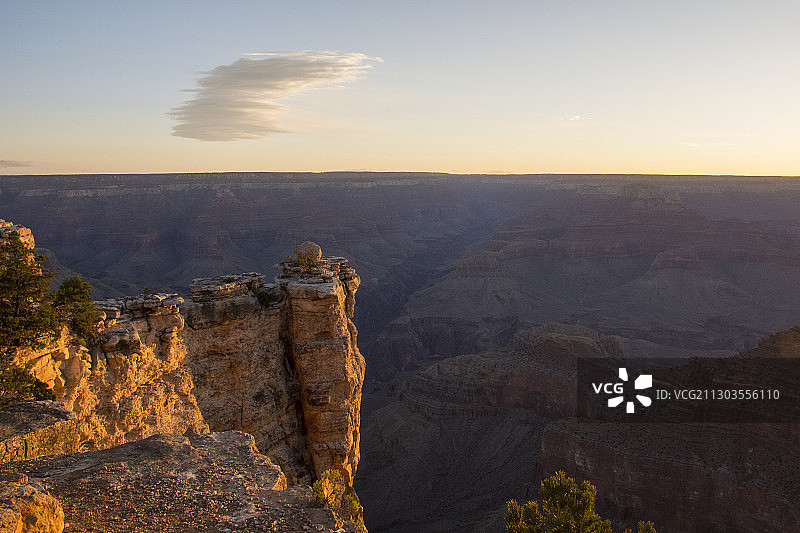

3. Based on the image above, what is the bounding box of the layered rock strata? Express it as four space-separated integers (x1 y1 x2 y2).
357 325 622 533
400 324 622 419
184 257 365 486
536 329 800 532
182 273 311 482
15 293 209 452
539 420 800 532
1 221 366 529
7 223 364 488
0 402 80 465
359 323 800 532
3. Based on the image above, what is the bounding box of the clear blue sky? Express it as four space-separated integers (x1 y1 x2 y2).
2 1 799 175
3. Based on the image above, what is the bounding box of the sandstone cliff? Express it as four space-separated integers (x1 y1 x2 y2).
1 220 366 531
183 257 364 486
13 293 209 456
5 221 364 488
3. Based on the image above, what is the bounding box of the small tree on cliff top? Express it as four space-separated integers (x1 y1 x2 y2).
287 241 324 271
506 471 656 533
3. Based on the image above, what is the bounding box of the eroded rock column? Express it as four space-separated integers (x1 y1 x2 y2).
278 257 365 485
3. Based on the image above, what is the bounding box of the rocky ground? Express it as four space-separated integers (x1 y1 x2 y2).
1 431 356 533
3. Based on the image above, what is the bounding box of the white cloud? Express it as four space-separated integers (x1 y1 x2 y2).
566 115 592 121
169 51 381 141
0 160 33 168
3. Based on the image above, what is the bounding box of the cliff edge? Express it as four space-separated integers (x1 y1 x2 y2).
183 254 364 486
0 220 366 531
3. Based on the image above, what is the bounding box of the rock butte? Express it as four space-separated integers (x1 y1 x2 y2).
0 221 365 532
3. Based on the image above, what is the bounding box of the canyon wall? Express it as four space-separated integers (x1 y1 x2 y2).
1 220 366 531
358 323 800 532
182 257 364 485
6 221 364 486
537 328 800 532
13 294 208 456
9 173 800 381
357 324 621 532
538 421 800 532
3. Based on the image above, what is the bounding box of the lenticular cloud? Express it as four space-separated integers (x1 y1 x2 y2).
169 51 380 141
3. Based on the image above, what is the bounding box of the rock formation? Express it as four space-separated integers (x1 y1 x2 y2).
5 220 364 485
13 293 209 454
0 475 63 533
358 323 800 532
536 329 800 532
1 221 366 530
0 402 80 465
183 257 364 486
0 219 34 248
0 431 361 532
357 325 621 532
277 255 364 484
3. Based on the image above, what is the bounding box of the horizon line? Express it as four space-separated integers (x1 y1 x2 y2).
2 171 800 179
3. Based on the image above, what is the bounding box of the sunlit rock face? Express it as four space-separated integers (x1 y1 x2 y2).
11 230 366 489
277 256 364 484
15 293 209 453
0 402 80 465
0 219 34 248
1 222 367 530
183 256 364 486
0 476 64 533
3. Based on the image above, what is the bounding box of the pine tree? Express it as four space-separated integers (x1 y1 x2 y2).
0 231 100 407
0 231 60 407
0 231 58 350
506 471 656 533
53 275 101 345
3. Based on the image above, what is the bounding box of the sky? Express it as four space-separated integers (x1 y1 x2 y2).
1 1 799 176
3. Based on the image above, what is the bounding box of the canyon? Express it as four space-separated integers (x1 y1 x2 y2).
3 173 800 531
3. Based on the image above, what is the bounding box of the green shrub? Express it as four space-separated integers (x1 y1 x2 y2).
52 275 101 345
0 363 55 408
312 468 344 508
506 471 656 533
311 468 366 532
288 241 323 271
